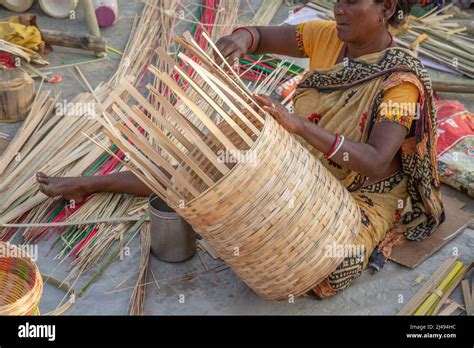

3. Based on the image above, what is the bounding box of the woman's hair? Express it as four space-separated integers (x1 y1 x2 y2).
374 0 417 27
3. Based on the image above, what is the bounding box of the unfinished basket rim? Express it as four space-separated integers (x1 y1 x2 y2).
181 113 269 207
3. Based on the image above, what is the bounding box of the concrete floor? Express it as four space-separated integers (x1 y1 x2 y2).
0 1 473 315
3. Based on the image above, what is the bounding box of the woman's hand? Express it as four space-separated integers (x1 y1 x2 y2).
215 30 253 66
254 95 304 134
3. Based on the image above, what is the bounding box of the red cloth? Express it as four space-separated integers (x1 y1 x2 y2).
0 52 17 69
436 100 474 156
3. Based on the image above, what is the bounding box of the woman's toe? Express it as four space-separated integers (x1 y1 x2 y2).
36 172 49 184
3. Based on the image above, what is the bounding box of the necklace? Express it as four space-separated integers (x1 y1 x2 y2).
343 32 393 59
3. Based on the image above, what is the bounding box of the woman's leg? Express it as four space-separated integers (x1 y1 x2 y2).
36 171 153 202
313 173 408 298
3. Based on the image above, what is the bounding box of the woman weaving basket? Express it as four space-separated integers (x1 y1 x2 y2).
37 0 444 298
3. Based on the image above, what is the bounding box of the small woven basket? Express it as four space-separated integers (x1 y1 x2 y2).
0 242 43 315
177 115 361 300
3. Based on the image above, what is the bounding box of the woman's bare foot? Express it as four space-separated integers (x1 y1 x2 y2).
36 172 90 203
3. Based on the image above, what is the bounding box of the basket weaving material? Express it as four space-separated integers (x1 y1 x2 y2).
94 33 362 300
177 115 361 299
0 242 43 315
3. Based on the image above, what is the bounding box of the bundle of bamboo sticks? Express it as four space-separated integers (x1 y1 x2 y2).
0 39 49 66
128 223 151 316
399 257 471 315
308 1 474 78
393 5 474 78
0 89 109 227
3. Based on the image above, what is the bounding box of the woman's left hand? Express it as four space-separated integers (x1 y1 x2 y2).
254 95 303 134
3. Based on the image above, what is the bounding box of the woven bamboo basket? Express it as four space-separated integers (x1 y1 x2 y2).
93 32 362 300
0 242 43 315
178 115 361 299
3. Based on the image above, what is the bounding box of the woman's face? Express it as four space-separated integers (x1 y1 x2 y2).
334 0 388 43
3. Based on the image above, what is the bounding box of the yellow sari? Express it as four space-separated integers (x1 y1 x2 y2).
292 47 444 298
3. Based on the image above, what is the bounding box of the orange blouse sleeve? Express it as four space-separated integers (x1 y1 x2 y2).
376 82 420 131
295 20 344 69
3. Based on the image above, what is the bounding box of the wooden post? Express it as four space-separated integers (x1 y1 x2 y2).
41 29 107 53
81 0 104 57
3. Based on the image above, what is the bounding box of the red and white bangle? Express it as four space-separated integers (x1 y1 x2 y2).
232 27 256 51
325 134 345 160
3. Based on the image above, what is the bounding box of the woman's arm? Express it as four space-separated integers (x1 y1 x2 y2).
215 25 305 64
254 95 407 179
297 121 407 178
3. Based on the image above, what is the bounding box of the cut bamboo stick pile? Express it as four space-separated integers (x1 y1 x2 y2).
129 222 151 316
248 0 283 26
0 0 291 293
395 10 474 77
0 40 49 66
0 0 180 230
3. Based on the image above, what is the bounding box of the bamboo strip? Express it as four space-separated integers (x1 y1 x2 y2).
179 32 266 117
151 53 255 145
202 31 252 95
1 216 147 228
461 279 473 315
174 54 262 135
42 276 75 316
97 128 181 204
149 69 240 153
118 104 215 186
0 91 50 175
118 80 195 152
129 223 151 316
438 301 462 316
115 123 200 198
178 53 264 126
144 85 230 175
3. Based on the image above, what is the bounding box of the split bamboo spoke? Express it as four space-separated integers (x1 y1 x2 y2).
182 32 268 114
145 85 230 175
177 53 264 130
149 69 240 153
149 61 254 146
111 100 214 187
117 80 195 152
115 123 200 198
